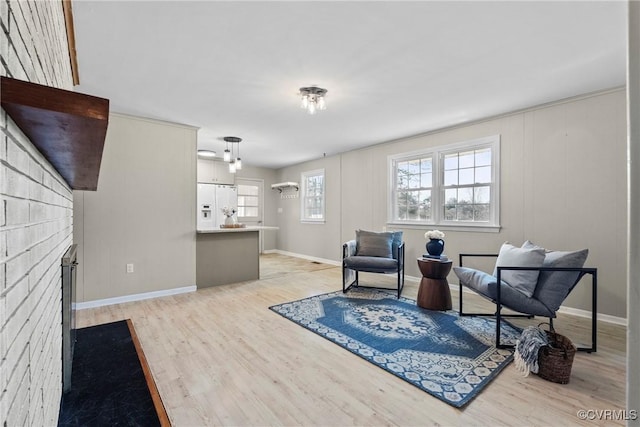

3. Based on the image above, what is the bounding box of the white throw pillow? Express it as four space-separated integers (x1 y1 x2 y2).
493 242 545 297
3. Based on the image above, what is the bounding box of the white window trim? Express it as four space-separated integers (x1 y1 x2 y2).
387 135 500 232
300 168 326 223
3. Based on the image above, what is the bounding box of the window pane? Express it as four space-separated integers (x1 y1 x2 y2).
474 186 490 204
421 159 432 173
407 194 420 219
418 190 431 206
459 151 474 168
419 190 431 220
444 154 458 170
444 170 458 186
242 196 258 206
475 148 491 166
407 160 420 174
459 168 474 185
396 162 409 189
409 174 420 189
458 187 473 204
302 170 325 221
474 204 490 221
444 204 456 220
397 192 408 219
421 172 432 188
475 166 491 183
245 207 259 217
445 188 457 204
457 205 473 221
237 207 245 217
238 185 259 196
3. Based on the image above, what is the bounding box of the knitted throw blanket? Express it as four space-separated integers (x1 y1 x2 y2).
514 326 549 376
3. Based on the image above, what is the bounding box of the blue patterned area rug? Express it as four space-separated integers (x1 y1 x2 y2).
269 289 520 408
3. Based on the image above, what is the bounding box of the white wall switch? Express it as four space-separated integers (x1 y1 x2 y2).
126 263 134 273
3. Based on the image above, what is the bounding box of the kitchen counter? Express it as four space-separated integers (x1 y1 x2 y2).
195 226 278 288
196 226 278 234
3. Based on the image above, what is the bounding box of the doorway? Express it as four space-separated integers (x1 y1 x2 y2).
236 178 265 252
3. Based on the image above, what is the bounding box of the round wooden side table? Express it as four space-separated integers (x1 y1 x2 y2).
416 258 453 311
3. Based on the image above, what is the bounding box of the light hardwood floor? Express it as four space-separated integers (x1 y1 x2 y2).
77 253 626 426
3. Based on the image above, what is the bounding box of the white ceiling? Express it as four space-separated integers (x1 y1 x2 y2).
73 1 627 169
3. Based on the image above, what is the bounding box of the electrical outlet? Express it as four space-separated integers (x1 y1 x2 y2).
126 263 134 273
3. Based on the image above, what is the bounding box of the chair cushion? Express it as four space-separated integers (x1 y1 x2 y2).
344 256 398 273
391 231 403 259
356 230 394 258
522 241 588 313
493 242 545 297
454 267 555 317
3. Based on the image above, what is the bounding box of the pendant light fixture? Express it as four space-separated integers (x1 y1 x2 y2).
223 136 242 174
236 141 242 170
223 139 231 162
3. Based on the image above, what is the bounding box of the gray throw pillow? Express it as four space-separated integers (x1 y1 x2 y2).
522 240 588 312
493 242 545 297
356 230 394 258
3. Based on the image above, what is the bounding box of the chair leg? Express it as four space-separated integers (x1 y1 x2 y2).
396 267 403 298
342 262 348 293
496 304 502 348
342 264 357 294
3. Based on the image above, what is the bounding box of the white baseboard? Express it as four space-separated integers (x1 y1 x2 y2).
557 306 627 326
449 283 627 326
266 249 342 267
75 285 197 310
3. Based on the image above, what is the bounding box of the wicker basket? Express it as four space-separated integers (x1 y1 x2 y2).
537 329 577 384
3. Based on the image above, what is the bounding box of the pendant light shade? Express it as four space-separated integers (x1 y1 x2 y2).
223 136 242 173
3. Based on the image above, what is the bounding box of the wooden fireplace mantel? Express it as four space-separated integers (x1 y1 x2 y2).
1 76 109 191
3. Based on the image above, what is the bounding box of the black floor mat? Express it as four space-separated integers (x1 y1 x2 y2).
58 320 162 426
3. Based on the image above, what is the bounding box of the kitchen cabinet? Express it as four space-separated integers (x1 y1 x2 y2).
197 158 235 185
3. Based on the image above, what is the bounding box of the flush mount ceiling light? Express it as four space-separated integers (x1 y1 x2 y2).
197 149 216 158
223 136 242 173
299 86 327 115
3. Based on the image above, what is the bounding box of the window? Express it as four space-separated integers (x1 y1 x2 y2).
389 135 500 230
237 184 260 220
301 169 325 222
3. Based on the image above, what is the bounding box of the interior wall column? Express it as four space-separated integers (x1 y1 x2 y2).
627 1 639 424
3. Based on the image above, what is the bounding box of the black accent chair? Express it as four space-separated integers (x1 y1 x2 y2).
455 243 597 353
342 230 405 298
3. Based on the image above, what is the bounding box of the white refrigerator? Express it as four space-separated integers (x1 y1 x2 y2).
197 184 238 230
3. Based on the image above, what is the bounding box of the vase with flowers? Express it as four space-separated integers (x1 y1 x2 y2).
222 206 237 226
424 229 445 257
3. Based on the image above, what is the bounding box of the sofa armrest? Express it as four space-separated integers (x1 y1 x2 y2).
343 240 357 259
396 242 405 267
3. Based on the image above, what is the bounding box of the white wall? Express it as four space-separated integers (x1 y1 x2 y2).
275 156 342 261
276 89 627 318
1 1 74 425
73 114 197 302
